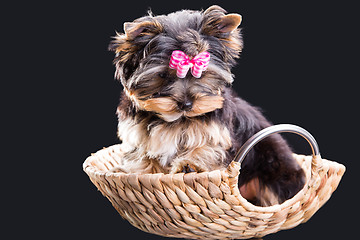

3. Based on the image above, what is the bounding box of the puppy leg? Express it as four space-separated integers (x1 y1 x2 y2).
170 146 223 174
239 177 280 206
239 178 259 202
240 134 305 206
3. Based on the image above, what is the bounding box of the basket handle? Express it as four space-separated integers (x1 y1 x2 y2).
233 124 320 165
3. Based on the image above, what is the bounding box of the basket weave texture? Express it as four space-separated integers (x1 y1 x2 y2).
83 144 345 239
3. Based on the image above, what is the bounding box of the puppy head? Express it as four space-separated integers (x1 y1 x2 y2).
109 5 242 122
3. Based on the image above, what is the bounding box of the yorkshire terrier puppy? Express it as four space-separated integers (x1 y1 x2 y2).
109 5 305 206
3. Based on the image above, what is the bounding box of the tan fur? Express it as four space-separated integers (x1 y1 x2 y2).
240 178 280 206
125 88 225 122
140 96 178 111
187 94 224 117
116 113 232 174
223 30 243 56
259 186 280 206
140 95 224 120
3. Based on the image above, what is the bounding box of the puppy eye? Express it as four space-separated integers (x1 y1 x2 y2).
152 92 162 98
152 92 170 98
158 72 168 79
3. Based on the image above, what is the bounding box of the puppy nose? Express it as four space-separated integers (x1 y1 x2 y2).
178 100 193 111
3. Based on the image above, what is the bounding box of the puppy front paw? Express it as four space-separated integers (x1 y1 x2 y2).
170 160 202 174
181 164 197 173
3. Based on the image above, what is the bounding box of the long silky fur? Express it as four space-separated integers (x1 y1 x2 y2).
109 5 305 206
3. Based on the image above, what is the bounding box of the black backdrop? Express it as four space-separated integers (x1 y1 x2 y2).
5 1 358 239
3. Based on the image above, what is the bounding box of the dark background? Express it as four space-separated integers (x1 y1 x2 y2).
5 0 358 239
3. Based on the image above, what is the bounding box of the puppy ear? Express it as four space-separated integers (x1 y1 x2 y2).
218 14 242 33
202 5 242 35
202 5 243 62
109 18 163 53
109 17 163 81
123 20 163 39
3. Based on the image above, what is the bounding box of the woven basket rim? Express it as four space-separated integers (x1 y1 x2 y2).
83 144 346 239
83 144 345 213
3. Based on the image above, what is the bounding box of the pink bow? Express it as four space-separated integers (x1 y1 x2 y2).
169 50 210 78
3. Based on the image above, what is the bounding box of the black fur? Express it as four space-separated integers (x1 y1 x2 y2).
217 88 305 204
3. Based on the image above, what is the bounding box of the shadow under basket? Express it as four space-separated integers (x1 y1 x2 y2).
83 124 345 239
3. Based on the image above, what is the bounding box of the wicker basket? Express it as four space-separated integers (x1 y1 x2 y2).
83 124 345 239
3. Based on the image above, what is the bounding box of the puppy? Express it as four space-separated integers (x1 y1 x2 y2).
109 5 305 206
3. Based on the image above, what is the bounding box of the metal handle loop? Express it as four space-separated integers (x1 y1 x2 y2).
233 124 320 165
